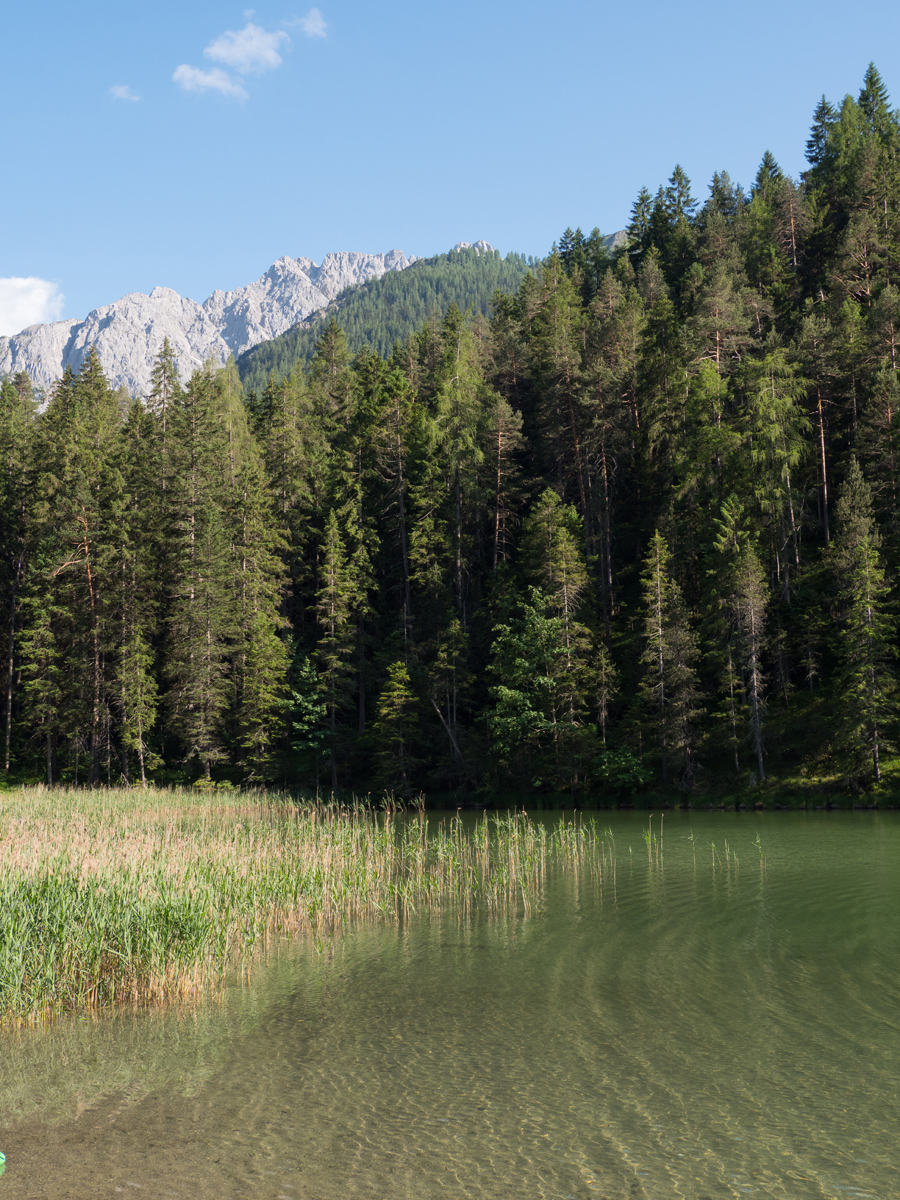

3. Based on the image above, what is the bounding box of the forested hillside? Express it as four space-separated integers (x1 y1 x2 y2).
3 64 900 801
236 246 533 395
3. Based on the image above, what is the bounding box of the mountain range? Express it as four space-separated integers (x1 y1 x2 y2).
0 247 458 397
0 237 632 398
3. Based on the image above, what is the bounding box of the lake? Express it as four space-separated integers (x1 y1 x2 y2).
1 810 898 1199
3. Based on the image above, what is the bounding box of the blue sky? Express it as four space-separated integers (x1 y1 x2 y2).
1 0 898 335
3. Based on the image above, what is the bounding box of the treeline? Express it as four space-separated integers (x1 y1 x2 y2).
3 64 900 798
237 247 533 395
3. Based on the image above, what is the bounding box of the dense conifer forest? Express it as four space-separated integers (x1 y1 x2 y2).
4 64 900 801
236 246 534 394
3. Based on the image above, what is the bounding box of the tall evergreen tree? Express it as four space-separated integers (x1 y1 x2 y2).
315 508 356 789
638 532 702 786
0 374 37 771
830 458 898 782
739 349 810 596
21 349 123 784
164 364 236 779
370 660 423 796
231 445 289 780
486 587 585 790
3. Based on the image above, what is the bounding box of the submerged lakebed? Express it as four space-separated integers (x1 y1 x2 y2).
1 808 899 1199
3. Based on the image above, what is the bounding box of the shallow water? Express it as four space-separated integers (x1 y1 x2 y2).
1 810 899 1199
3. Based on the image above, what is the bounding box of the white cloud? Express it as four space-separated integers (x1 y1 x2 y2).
298 8 327 37
0 278 65 338
110 84 140 102
204 22 289 73
172 64 248 100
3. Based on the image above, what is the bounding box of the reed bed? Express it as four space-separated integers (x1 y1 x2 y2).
0 787 614 1025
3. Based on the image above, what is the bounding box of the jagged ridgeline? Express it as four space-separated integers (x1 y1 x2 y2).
236 246 532 392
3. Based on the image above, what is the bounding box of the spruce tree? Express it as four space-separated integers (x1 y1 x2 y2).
856 364 900 541
370 660 423 797
231 446 289 781
740 349 810 596
114 402 162 783
258 367 328 633
21 349 123 784
486 588 579 790
830 459 898 782
734 545 769 782
164 364 236 779
430 305 489 619
315 508 356 789
528 256 588 516
638 531 702 787
145 336 182 492
0 374 37 771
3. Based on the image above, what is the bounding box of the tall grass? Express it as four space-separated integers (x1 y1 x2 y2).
0 788 614 1024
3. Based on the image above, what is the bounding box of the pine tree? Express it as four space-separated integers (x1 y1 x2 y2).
287 651 327 785
856 364 900 540
830 459 898 782
688 259 756 375
0 374 37 771
527 256 589 516
231 445 289 781
145 336 182 492
430 305 489 619
114 402 162 783
21 349 123 784
707 484 772 781
519 488 594 740
583 272 644 624
739 349 810 596
638 532 702 786
806 96 837 171
309 317 354 435
370 660 423 796
626 186 654 260
734 546 769 781
486 588 581 790
369 365 415 626
593 641 618 747
796 308 841 543
258 367 328 632
164 364 236 779
639 285 688 517
315 508 356 789
484 393 525 572
519 489 589 636
424 614 471 784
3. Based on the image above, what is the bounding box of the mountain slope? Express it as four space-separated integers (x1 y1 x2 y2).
236 245 534 392
0 250 415 397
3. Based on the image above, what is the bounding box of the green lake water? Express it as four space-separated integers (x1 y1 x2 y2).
1 810 899 1199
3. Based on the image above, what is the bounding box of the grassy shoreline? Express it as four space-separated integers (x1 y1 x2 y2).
0 786 611 1026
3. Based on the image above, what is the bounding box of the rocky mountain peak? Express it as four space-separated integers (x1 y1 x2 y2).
0 248 418 398
452 240 497 255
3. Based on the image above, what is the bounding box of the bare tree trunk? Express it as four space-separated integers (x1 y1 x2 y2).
814 385 830 543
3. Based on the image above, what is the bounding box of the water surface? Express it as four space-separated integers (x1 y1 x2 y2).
1 810 898 1199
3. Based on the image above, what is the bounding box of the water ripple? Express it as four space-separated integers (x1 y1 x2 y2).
1 812 899 1199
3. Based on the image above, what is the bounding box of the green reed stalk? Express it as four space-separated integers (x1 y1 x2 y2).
0 788 617 1024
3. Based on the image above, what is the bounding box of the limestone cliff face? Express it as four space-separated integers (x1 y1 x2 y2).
452 240 496 255
0 249 416 397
